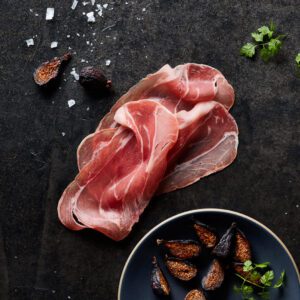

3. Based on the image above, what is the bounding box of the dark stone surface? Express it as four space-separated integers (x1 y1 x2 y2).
0 0 299 299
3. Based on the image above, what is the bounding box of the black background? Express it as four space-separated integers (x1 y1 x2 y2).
0 1 299 299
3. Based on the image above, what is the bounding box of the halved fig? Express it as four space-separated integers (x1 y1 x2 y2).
184 289 207 300
165 256 197 281
234 228 251 262
212 223 236 258
201 259 224 291
151 256 170 296
193 221 218 248
33 52 72 86
157 239 201 259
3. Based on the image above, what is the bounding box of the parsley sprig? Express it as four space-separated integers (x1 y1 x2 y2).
234 260 285 300
240 22 285 62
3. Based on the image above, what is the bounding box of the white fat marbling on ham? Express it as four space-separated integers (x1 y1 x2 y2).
59 63 238 240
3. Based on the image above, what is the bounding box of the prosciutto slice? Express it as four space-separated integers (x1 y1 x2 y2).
96 64 234 130
59 63 239 240
158 102 238 193
58 100 178 240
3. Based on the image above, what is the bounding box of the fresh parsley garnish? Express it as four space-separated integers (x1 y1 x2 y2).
234 260 285 300
240 22 285 62
296 53 300 68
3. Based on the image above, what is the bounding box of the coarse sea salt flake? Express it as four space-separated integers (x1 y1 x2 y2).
105 59 111 66
103 4 108 8
71 0 78 10
46 7 54 20
61 132 66 136
97 4 103 16
68 99 76 108
70 68 79 80
83 1 89 6
50 41 58 48
91 0 95 5
87 11 95 22
26 38 34 47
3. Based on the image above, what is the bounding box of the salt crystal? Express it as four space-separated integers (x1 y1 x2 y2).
83 2 89 6
105 59 111 66
87 11 95 23
61 132 66 136
45 7 55 20
68 99 76 108
296 204 299 208
91 0 95 5
35 13 39 16
103 4 108 9
52 290 56 294
81 59 86 62
29 8 33 12
50 41 58 48
86 41 90 45
25 38 34 47
92 32 96 36
142 8 146 12
97 4 103 17
67 34 70 38
70 68 79 80
67 297 72 299
86 107 90 111
71 0 78 10
82 12 86 15
76 33 80 37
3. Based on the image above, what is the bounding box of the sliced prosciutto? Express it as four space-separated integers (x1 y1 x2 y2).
157 102 238 193
96 64 234 130
77 64 237 192
59 63 239 240
58 100 178 241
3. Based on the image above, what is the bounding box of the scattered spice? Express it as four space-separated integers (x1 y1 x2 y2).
68 99 76 108
71 0 78 10
70 68 79 80
26 38 34 47
50 41 58 49
86 11 95 23
45 7 55 20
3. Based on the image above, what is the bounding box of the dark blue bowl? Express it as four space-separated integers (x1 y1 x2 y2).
118 209 300 300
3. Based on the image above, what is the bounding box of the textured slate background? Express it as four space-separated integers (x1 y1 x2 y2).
0 0 299 299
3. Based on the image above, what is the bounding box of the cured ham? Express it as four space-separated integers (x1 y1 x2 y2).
58 63 239 240
58 100 178 240
96 64 234 131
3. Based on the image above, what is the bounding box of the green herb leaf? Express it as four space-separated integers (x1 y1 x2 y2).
269 20 276 32
268 38 282 54
240 43 256 58
243 260 254 272
274 271 285 288
259 47 271 62
296 53 300 66
258 26 273 39
260 270 274 286
254 262 270 269
252 32 264 42
250 270 261 282
242 284 254 295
